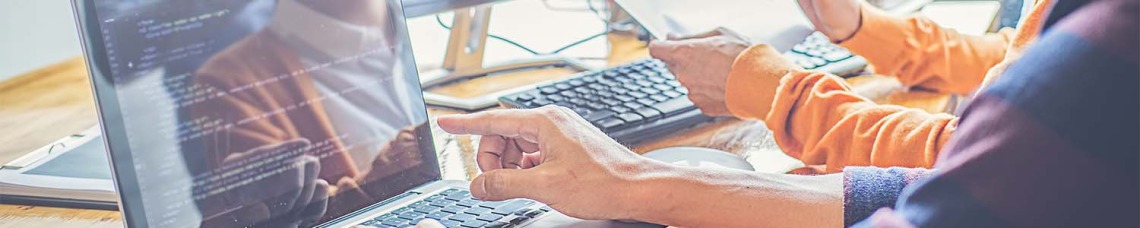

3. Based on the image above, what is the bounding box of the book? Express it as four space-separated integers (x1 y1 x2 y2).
0 127 117 210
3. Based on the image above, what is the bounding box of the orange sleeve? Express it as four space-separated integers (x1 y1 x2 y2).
840 4 1013 95
726 46 955 173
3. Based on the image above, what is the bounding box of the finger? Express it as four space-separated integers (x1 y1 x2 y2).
500 138 526 169
671 28 724 40
515 139 539 153
415 219 446 228
296 180 329 227
470 168 545 201
476 136 506 171
520 152 543 168
437 109 545 143
648 41 682 62
291 156 321 214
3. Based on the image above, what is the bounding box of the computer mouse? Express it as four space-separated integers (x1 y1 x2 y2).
641 146 755 171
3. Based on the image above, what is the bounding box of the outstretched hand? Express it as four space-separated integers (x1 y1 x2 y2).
436 106 661 220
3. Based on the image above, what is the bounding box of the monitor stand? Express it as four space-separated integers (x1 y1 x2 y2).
420 5 595 111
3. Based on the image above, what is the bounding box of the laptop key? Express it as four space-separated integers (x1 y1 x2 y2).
461 219 489 228
476 213 505 222
486 221 511 228
448 214 477 222
412 204 442 213
492 200 536 215
463 207 492 215
381 218 410 227
440 220 463 228
457 199 480 207
442 206 466 213
397 211 427 220
426 211 451 220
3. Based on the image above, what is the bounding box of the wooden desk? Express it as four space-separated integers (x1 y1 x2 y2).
0 33 950 227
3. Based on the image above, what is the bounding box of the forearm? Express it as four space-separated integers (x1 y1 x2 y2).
841 3 1011 94
628 162 843 227
765 71 954 172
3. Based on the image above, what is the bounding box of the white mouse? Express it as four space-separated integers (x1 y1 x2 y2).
641 146 755 171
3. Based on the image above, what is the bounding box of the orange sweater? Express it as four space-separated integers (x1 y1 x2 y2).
725 1 1050 173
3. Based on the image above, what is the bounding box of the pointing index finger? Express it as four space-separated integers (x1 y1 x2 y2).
436 109 545 143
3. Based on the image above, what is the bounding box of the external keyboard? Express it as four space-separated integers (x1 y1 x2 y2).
357 189 548 228
498 32 866 144
499 59 712 144
785 32 867 76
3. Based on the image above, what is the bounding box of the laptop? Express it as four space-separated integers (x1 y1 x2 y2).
70 0 660 227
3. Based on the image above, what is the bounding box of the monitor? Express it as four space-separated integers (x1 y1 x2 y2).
71 0 440 226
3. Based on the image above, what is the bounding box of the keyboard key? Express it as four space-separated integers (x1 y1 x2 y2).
514 94 534 102
823 51 852 62
412 204 442 213
635 80 654 87
463 207 492 215
662 91 682 98
594 118 625 131
568 98 586 107
649 94 670 102
476 213 505 222
559 91 577 98
486 221 511 228
397 211 427 220
636 98 656 106
651 84 673 91
574 87 593 94
461 219 489 228
509 216 530 225
600 98 621 106
665 81 681 87
538 86 559 94
547 94 565 102
491 200 536 215
554 83 572 90
636 107 663 121
611 87 630 95
617 113 643 124
457 199 481 207
442 206 466 213
426 211 451 220
587 102 608 111
650 97 698 117
639 87 661 95
623 102 644 110
614 95 635 102
609 105 631 114
622 84 641 91
530 99 552 107
568 79 585 87
448 214 477 222
429 199 454 207
628 91 648 99
381 217 411 227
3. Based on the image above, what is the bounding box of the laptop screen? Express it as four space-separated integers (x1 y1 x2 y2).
79 0 439 226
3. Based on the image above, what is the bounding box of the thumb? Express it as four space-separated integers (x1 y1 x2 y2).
414 219 446 228
470 169 543 201
648 40 682 62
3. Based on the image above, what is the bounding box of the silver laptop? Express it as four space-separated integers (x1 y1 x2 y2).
71 0 660 227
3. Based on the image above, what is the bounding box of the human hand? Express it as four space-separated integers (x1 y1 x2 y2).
649 28 751 116
203 139 330 228
436 106 660 220
414 219 445 228
797 0 863 42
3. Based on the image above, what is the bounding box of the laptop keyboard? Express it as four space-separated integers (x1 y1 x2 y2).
357 188 549 228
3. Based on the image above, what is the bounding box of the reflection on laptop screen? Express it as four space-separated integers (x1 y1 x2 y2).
90 0 438 226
